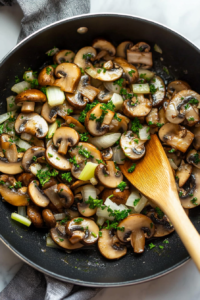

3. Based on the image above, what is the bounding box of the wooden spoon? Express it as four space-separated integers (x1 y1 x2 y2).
120 134 200 271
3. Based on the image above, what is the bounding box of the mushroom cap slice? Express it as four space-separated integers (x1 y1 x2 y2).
114 57 138 84
0 134 18 163
17 172 36 186
150 76 165 107
102 188 130 205
74 46 97 70
146 108 159 126
186 149 200 169
85 63 123 82
15 89 47 106
147 211 174 237
27 205 43 228
95 161 123 188
0 184 29 206
77 202 97 217
71 180 91 190
69 142 102 164
97 85 113 103
92 39 116 56
98 229 127 259
159 123 194 153
117 214 155 253
44 184 63 211
176 162 192 187
15 113 48 139
50 227 83 250
180 167 200 208
57 183 74 208
53 50 75 64
66 217 99 245
38 66 55 86
123 95 152 118
116 41 133 58
42 208 56 228
192 126 200 150
101 147 113 161
85 103 115 136
127 50 153 69
28 180 50 207
41 102 59 123
109 114 129 133
65 91 87 109
167 80 190 95
0 157 23 175
120 131 146 160
45 144 71 171
53 63 81 93
22 146 45 172
77 74 100 102
53 127 79 155
61 116 86 133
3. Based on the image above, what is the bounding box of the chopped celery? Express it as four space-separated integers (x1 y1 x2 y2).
48 121 58 138
132 83 150 94
46 87 65 107
11 213 31 227
79 162 98 181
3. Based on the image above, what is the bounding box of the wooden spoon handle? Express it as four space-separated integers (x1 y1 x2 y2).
163 197 200 271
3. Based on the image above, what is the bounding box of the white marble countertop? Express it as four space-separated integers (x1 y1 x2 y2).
0 0 200 299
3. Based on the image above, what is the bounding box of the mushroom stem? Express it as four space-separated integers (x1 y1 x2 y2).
21 102 35 113
130 230 145 253
58 139 69 155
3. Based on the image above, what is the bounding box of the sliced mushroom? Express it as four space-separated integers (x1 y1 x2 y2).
65 207 80 219
159 123 194 152
15 113 48 139
22 146 45 172
77 202 97 217
28 180 50 207
158 107 168 125
127 43 152 69
116 41 133 59
17 172 36 186
92 39 116 56
74 46 97 70
163 146 182 167
41 101 73 123
165 90 200 124
85 63 123 82
95 161 123 188
45 144 71 171
109 114 129 133
53 63 81 93
167 80 190 95
50 227 83 250
66 217 99 245
44 184 63 211
114 57 138 84
0 183 29 206
98 229 127 259
53 50 75 64
147 210 174 237
123 95 152 118
15 89 46 113
53 127 79 155
117 214 155 253
85 103 115 136
149 76 165 107
42 177 58 190
61 116 86 133
76 74 100 102
69 142 102 165
186 149 200 169
102 188 130 205
101 147 113 161
0 157 23 175
65 91 88 109
97 85 113 103
27 205 43 228
57 183 74 208
0 134 18 162
176 160 192 187
146 108 159 126
42 209 56 228
38 66 55 86
120 131 146 160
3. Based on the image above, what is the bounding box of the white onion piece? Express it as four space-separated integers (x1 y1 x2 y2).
168 158 178 170
17 206 26 217
96 217 105 226
6 96 17 112
46 47 59 56
104 198 119 211
126 188 141 207
112 146 126 164
15 138 32 150
81 185 97 202
54 213 66 221
23 71 36 82
118 204 128 211
132 83 150 94
0 111 16 124
110 93 123 111
46 236 59 248
104 82 121 94
138 69 155 81
30 163 42 175
89 133 121 150
11 81 31 94
90 177 98 185
154 44 163 54
134 195 148 213
21 132 32 141
96 207 115 221
46 87 65 107
139 126 150 141
48 121 58 139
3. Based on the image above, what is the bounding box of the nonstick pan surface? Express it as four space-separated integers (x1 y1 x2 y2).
0 13 200 287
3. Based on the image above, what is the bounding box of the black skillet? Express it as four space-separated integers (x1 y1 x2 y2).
0 13 200 287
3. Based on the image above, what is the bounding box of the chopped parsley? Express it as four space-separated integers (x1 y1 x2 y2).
188 98 199 105
99 231 102 237
80 67 84 75
168 149 175 153
149 84 157 94
48 153 53 157
69 156 79 168
163 67 169 75
89 114 96 120
46 67 52 75
65 51 71 56
128 69 136 77
128 164 136 173
117 181 127 192
69 123 75 128
91 232 97 238
159 245 164 249
32 156 37 162
113 78 124 87
67 108 73 114
60 216 69 225
56 119 61 127
194 153 200 164
97 69 101 74
184 104 189 110
61 172 73 183
40 87 47 95
191 197 198 205
179 191 183 197
188 117 194 121
134 198 140 206
82 53 93 60
15 76 20 83
73 218 84 223
0 124 4 134
131 117 142 137
155 207 164 219
14 181 22 189
79 132 89 142
85 196 103 209
156 123 164 128
149 243 156 249
78 100 99 123
163 239 169 244
36 167 58 186
78 145 93 159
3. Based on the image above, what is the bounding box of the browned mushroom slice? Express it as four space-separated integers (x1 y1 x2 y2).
42 177 58 190
28 180 50 207
27 205 43 228
109 114 129 133
97 85 113 103
65 207 80 219
77 202 97 217
176 161 192 187
192 127 200 151
57 183 74 208
66 217 99 245
116 41 133 59
41 102 59 123
114 57 138 84
0 183 29 206
85 103 115 136
53 63 81 93
42 209 56 228
120 131 146 160
127 42 152 68
85 63 123 82
95 161 123 188
17 173 36 186
43 184 63 211
50 227 83 250
77 75 100 102
30 136 45 148
146 108 159 126
165 90 200 124
15 113 48 139
101 147 113 161
159 123 194 153
0 157 23 175
22 146 45 172
123 95 152 118
146 210 174 237
149 76 165 107
163 146 182 168
0 134 18 163
186 149 200 169
61 116 86 133
71 180 90 190
102 188 130 205
117 214 155 253
53 127 79 155
158 107 168 125
15 89 46 113
167 80 190 95
53 50 75 64
38 66 55 86
69 142 102 165
45 144 71 171
92 39 116 56
74 46 97 70
98 229 127 259
65 91 88 109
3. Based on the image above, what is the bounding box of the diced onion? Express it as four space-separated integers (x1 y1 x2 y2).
96 217 106 226
6 96 17 112
48 121 58 139
81 184 97 202
154 44 163 54
30 163 42 175
46 47 59 56
79 162 98 181
110 93 124 111
23 71 36 82
112 146 126 164
21 133 32 141
46 236 59 248
139 126 150 141
134 195 148 213
54 213 66 221
0 111 16 124
126 190 148 213
17 206 27 217
15 138 32 150
11 81 31 94
90 177 98 185
104 198 119 211
126 189 141 207
96 207 115 221
132 83 150 94
46 87 65 107
104 82 121 94
168 158 178 170
11 213 31 227
138 69 155 81
89 133 121 150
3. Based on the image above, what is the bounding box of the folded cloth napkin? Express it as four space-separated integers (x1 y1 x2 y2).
0 0 100 299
